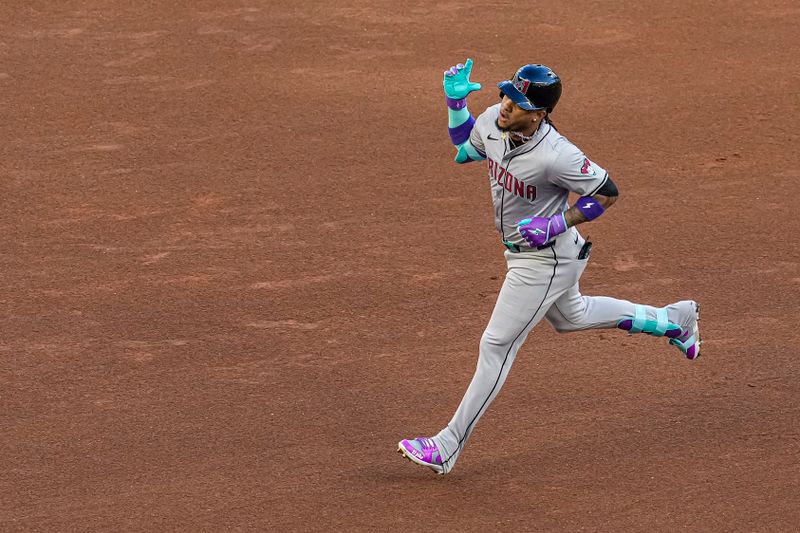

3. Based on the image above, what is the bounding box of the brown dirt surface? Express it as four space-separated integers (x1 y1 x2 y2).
2 1 799 531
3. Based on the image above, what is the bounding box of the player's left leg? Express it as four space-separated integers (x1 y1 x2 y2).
399 245 585 474
544 282 700 359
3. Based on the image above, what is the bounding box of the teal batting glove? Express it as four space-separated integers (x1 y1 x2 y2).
443 58 482 100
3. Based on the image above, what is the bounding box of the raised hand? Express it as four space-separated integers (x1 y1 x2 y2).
443 58 482 100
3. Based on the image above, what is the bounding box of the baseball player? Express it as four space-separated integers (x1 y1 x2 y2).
397 59 701 475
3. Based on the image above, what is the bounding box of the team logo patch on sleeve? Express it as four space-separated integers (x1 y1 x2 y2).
580 157 597 176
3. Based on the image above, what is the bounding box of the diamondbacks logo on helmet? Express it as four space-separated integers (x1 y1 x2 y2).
580 158 597 176
513 77 531 94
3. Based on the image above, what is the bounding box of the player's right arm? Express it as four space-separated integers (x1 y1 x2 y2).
517 145 619 248
444 59 486 164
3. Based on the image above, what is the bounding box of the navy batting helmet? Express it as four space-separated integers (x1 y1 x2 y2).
498 64 562 113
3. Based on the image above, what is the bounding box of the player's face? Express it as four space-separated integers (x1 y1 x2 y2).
497 95 545 133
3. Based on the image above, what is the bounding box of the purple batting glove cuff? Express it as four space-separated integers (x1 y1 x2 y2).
575 196 605 221
550 213 567 236
448 115 475 145
446 96 467 110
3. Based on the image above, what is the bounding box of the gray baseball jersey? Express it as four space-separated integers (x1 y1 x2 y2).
469 103 609 248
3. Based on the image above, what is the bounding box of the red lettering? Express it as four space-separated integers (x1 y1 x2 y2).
514 176 525 197
504 171 513 191
526 185 537 200
497 166 506 186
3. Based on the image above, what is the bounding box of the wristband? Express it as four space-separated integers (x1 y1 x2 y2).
446 96 467 110
575 196 605 221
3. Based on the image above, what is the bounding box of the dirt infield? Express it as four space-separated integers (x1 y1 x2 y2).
2 1 799 531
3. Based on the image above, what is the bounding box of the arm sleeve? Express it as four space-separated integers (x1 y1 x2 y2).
595 176 619 197
452 113 486 163
447 99 485 164
548 143 609 196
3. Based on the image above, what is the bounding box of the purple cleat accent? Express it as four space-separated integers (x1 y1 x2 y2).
397 437 444 474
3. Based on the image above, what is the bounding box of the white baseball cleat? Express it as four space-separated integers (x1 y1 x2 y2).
397 437 445 475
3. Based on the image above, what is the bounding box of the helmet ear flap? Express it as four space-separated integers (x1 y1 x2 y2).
499 91 505 100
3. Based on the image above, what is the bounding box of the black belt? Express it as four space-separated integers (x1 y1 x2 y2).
503 240 555 253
